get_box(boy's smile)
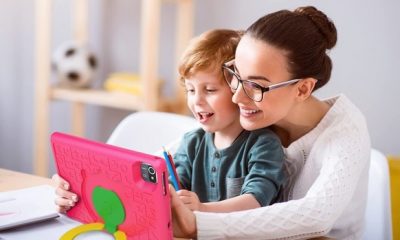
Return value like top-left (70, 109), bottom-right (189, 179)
top-left (197, 112), bottom-right (214, 123)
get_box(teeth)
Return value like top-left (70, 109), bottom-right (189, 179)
top-left (241, 109), bottom-right (259, 114)
top-left (199, 112), bottom-right (212, 117)
top-left (198, 112), bottom-right (213, 120)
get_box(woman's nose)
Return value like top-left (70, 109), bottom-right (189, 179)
top-left (232, 84), bottom-right (248, 104)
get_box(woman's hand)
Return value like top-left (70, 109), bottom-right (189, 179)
top-left (170, 185), bottom-right (197, 238)
top-left (176, 189), bottom-right (204, 211)
top-left (52, 174), bottom-right (78, 213)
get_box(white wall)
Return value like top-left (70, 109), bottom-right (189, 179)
top-left (0, 0), bottom-right (399, 175)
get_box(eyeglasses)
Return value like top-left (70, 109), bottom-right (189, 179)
top-left (222, 60), bottom-right (301, 102)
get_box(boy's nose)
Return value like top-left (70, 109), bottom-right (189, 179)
top-left (193, 92), bottom-right (205, 105)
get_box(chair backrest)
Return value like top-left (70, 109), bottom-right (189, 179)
top-left (363, 149), bottom-right (392, 240)
top-left (107, 111), bottom-right (199, 155)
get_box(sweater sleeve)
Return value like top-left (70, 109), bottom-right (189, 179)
top-left (194, 126), bottom-right (371, 239)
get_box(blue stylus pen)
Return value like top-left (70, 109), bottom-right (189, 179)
top-left (162, 147), bottom-right (180, 190)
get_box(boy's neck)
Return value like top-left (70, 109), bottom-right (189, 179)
top-left (213, 122), bottom-right (244, 149)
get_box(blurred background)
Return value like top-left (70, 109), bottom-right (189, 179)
top-left (0, 0), bottom-right (399, 175)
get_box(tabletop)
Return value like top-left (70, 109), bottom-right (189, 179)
top-left (0, 168), bottom-right (55, 191)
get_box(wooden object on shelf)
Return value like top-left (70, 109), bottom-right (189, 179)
top-left (33, 0), bottom-right (193, 176)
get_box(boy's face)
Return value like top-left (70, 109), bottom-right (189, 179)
top-left (184, 70), bottom-right (240, 134)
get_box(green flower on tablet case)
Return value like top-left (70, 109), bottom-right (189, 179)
top-left (60, 186), bottom-right (127, 240)
top-left (92, 186), bottom-right (125, 234)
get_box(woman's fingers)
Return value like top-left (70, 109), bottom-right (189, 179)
top-left (52, 174), bottom-right (69, 190)
top-left (55, 203), bottom-right (71, 213)
top-left (52, 174), bottom-right (78, 212)
top-left (55, 186), bottom-right (77, 200)
top-left (54, 193), bottom-right (76, 207)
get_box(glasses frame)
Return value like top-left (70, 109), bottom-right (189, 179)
top-left (222, 61), bottom-right (302, 102)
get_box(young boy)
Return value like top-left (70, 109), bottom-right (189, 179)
top-left (53, 29), bottom-right (285, 214)
top-left (173, 29), bottom-right (285, 212)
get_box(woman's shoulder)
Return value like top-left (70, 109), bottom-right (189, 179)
top-left (324, 94), bottom-right (367, 125)
top-left (314, 94), bottom-right (371, 160)
top-left (327, 95), bottom-right (368, 134)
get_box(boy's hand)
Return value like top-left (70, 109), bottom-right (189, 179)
top-left (169, 185), bottom-right (197, 238)
top-left (176, 189), bottom-right (204, 211)
top-left (52, 174), bottom-right (78, 213)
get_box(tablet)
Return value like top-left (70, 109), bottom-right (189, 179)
top-left (51, 132), bottom-right (172, 239)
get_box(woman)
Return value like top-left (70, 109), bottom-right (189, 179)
top-left (171, 6), bottom-right (371, 240)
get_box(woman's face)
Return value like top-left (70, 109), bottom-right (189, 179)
top-left (232, 35), bottom-right (299, 130)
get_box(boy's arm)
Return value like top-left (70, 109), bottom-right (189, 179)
top-left (172, 152), bottom-right (192, 190)
top-left (202, 193), bottom-right (260, 212)
top-left (241, 130), bottom-right (285, 207)
top-left (177, 190), bottom-right (260, 212)
top-left (172, 133), bottom-right (195, 190)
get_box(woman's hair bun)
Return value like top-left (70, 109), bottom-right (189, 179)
top-left (295, 6), bottom-right (337, 49)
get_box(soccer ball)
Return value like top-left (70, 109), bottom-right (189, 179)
top-left (52, 41), bottom-right (98, 88)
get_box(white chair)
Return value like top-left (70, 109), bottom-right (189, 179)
top-left (363, 149), bottom-right (393, 240)
top-left (107, 111), bottom-right (199, 155)
top-left (108, 115), bottom-right (393, 239)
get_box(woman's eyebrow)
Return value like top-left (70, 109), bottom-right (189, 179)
top-left (248, 75), bottom-right (271, 82)
top-left (234, 64), bottom-right (271, 82)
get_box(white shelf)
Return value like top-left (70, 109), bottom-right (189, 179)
top-left (33, 0), bottom-right (193, 176)
top-left (51, 88), bottom-right (145, 111)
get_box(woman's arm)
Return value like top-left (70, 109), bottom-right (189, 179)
top-left (193, 133), bottom-right (370, 239)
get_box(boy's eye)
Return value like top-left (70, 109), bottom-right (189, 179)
top-left (206, 89), bottom-right (216, 92)
top-left (185, 88), bottom-right (195, 94)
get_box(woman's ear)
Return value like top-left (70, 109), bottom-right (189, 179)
top-left (296, 78), bottom-right (317, 100)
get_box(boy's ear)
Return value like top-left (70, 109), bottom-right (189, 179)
top-left (296, 78), bottom-right (317, 100)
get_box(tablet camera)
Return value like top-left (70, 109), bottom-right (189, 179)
top-left (141, 163), bottom-right (157, 183)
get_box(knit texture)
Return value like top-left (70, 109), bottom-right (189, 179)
top-left (195, 94), bottom-right (371, 240)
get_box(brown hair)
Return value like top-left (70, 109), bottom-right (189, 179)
top-left (246, 6), bottom-right (337, 91)
top-left (178, 29), bottom-right (243, 82)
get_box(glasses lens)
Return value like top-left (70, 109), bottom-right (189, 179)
top-left (223, 67), bottom-right (239, 90)
top-left (242, 80), bottom-right (263, 102)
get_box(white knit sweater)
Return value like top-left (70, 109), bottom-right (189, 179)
top-left (194, 94), bottom-right (371, 240)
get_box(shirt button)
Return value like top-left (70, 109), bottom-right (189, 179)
top-left (211, 166), bottom-right (216, 172)
top-left (211, 182), bottom-right (215, 187)
top-left (214, 152), bottom-right (220, 158)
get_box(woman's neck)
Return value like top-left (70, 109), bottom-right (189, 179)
top-left (214, 121), bottom-right (244, 149)
top-left (273, 96), bottom-right (330, 147)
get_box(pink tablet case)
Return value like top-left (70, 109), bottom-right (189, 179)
top-left (51, 132), bottom-right (172, 239)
